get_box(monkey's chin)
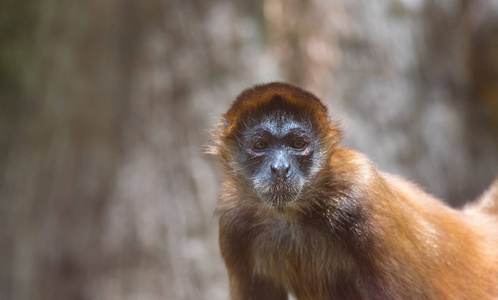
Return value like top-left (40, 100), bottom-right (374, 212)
top-left (257, 187), bottom-right (301, 208)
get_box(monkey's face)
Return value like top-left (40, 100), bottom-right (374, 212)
top-left (235, 100), bottom-right (319, 207)
top-left (215, 83), bottom-right (340, 208)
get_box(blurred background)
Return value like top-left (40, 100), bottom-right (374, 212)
top-left (1, 0), bottom-right (498, 299)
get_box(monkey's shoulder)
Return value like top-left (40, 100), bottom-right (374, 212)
top-left (328, 148), bottom-right (382, 187)
top-left (329, 148), bottom-right (449, 208)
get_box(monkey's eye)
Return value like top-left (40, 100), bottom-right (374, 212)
top-left (252, 140), bottom-right (269, 151)
top-left (291, 140), bottom-right (307, 150)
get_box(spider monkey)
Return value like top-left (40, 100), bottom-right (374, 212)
top-left (210, 82), bottom-right (498, 300)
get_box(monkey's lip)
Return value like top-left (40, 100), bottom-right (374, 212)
top-left (258, 185), bottom-right (300, 207)
top-left (267, 181), bottom-right (295, 194)
top-left (253, 178), bottom-right (303, 206)
top-left (273, 180), bottom-right (291, 190)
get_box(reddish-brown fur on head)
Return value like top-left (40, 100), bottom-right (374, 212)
top-left (212, 82), bottom-right (498, 300)
top-left (225, 82), bottom-right (328, 128)
top-left (211, 82), bottom-right (340, 159)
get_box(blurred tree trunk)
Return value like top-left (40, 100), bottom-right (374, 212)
top-left (1, 0), bottom-right (497, 300)
top-left (1, 0), bottom-right (137, 298)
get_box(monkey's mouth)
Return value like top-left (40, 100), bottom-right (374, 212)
top-left (255, 180), bottom-right (302, 207)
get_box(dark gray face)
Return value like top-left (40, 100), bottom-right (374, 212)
top-left (237, 107), bottom-right (317, 207)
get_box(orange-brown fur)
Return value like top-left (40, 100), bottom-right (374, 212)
top-left (212, 82), bottom-right (498, 299)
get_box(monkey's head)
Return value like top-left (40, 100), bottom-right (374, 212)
top-left (212, 82), bottom-right (341, 208)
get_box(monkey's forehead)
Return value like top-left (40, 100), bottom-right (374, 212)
top-left (224, 82), bottom-right (328, 131)
top-left (243, 115), bottom-right (312, 138)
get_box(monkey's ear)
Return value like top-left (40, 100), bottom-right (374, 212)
top-left (206, 118), bottom-right (227, 156)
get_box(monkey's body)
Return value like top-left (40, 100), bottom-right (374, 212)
top-left (212, 82), bottom-right (498, 300)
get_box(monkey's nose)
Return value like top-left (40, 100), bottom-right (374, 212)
top-left (271, 163), bottom-right (291, 180)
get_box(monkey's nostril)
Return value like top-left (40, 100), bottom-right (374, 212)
top-left (271, 164), bottom-right (291, 179)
